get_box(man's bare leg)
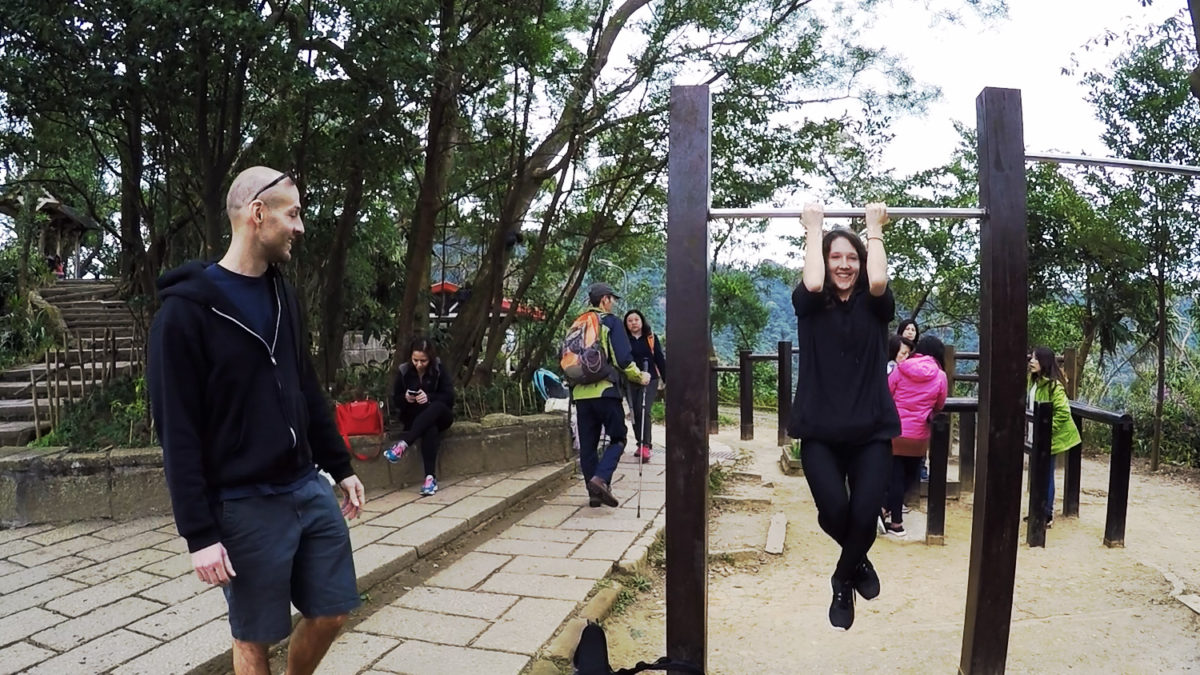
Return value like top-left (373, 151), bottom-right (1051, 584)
top-left (286, 614), bottom-right (347, 675)
top-left (233, 640), bottom-right (271, 675)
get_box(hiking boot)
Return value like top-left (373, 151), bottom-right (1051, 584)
top-left (420, 475), bottom-right (438, 496)
top-left (853, 558), bottom-right (880, 600)
top-left (829, 578), bottom-right (855, 630)
top-left (638, 444), bottom-right (652, 463)
top-left (588, 476), bottom-right (618, 507)
top-left (884, 522), bottom-right (907, 538)
top-left (383, 440), bottom-right (408, 463)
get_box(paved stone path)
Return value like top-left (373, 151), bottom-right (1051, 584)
top-left (0, 428), bottom-right (671, 674)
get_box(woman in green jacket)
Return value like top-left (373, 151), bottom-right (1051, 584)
top-left (1028, 346), bottom-right (1082, 526)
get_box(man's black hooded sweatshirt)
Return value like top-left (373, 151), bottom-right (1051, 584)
top-left (148, 261), bottom-right (353, 553)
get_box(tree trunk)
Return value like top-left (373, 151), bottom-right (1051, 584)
top-left (393, 0), bottom-right (460, 369)
top-left (317, 143), bottom-right (367, 387)
top-left (1151, 261), bottom-right (1165, 472)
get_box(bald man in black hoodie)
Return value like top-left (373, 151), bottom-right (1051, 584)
top-left (149, 166), bottom-right (364, 674)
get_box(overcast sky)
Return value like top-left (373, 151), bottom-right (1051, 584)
top-left (874, 0), bottom-right (1182, 174)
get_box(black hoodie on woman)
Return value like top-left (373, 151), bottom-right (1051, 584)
top-left (148, 261), bottom-right (353, 553)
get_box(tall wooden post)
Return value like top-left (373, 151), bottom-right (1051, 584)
top-left (1026, 402), bottom-right (1053, 548)
top-left (707, 356), bottom-right (719, 434)
top-left (927, 412), bottom-right (950, 545)
top-left (665, 83), bottom-right (710, 672)
top-left (1104, 416), bottom-right (1134, 548)
top-left (961, 87), bottom-right (1028, 675)
top-left (738, 349), bottom-right (753, 440)
top-left (777, 341), bottom-right (792, 447)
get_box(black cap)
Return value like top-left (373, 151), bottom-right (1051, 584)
top-left (587, 281), bottom-right (621, 300)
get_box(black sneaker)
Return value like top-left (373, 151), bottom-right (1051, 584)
top-left (853, 559), bottom-right (880, 600)
top-left (588, 476), bottom-right (618, 507)
top-left (829, 578), bottom-right (855, 630)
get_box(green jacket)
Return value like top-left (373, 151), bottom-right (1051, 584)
top-left (571, 306), bottom-right (642, 401)
top-left (1029, 376), bottom-right (1082, 455)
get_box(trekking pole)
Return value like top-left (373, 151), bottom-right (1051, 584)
top-left (638, 359), bottom-right (649, 519)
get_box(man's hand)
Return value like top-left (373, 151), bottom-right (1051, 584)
top-left (640, 371), bottom-right (651, 386)
top-left (802, 202), bottom-right (824, 234)
top-left (865, 202), bottom-right (889, 237)
top-left (339, 475), bottom-right (366, 519)
top-left (192, 542), bottom-right (236, 586)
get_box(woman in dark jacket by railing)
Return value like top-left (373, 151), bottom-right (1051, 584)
top-left (384, 337), bottom-right (456, 496)
top-left (624, 309), bottom-right (666, 463)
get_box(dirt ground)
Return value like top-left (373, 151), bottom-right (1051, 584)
top-left (600, 422), bottom-right (1200, 674)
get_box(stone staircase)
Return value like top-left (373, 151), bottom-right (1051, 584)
top-left (0, 280), bottom-right (140, 446)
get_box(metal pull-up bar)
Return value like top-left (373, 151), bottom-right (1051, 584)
top-left (709, 206), bottom-right (988, 220)
top-left (1026, 152), bottom-right (1200, 178)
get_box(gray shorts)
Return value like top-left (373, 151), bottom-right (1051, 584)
top-left (218, 475), bottom-right (360, 643)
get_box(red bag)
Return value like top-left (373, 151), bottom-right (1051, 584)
top-left (335, 400), bottom-right (385, 461)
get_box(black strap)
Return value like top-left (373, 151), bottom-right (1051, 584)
top-left (613, 657), bottom-right (704, 675)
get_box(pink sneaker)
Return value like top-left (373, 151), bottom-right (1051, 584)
top-left (638, 444), bottom-right (651, 463)
top-left (383, 440), bottom-right (408, 463)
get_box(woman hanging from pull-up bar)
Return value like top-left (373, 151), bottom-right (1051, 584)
top-left (788, 202), bottom-right (901, 632)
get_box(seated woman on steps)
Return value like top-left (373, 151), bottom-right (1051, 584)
top-left (385, 337), bottom-right (456, 496)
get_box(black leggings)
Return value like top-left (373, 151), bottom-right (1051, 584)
top-left (399, 401), bottom-right (454, 478)
top-left (800, 439), bottom-right (892, 582)
top-left (887, 455), bottom-right (922, 525)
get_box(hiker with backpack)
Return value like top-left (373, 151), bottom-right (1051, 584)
top-left (624, 309), bottom-right (666, 463)
top-left (788, 202), bottom-right (900, 631)
top-left (384, 336), bottom-right (456, 496)
top-left (563, 282), bottom-right (650, 508)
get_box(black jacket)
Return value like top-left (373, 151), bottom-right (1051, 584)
top-left (148, 261), bottom-right (353, 553)
top-left (390, 358), bottom-right (456, 421)
top-left (627, 332), bottom-right (666, 381)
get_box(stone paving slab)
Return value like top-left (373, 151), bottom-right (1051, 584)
top-left (478, 572), bottom-right (596, 602)
top-left (380, 516), bottom-right (468, 556)
top-left (31, 596), bottom-right (165, 651)
top-left (44, 570), bottom-right (161, 617)
top-left (356, 605), bottom-right (488, 645)
top-left (426, 551), bottom-right (512, 590)
top-left (0, 555), bottom-right (90, 595)
top-left (373, 640), bottom-right (529, 675)
top-left (0, 607), bottom-right (66, 648)
top-left (396, 587), bottom-right (520, 620)
top-left (501, 555), bottom-right (613, 579)
top-left (472, 597), bottom-right (576, 654)
top-left (477, 537), bottom-right (578, 558)
top-left (24, 628), bottom-right (159, 675)
top-left (434, 495), bottom-right (506, 527)
top-left (0, 641), bottom-right (55, 675)
top-left (111, 620), bottom-right (230, 675)
top-left (126, 587), bottom-right (227, 641)
top-left (313, 631), bottom-right (396, 675)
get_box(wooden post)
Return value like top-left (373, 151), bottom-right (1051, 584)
top-left (944, 344), bottom-right (958, 394)
top-left (961, 87), bottom-right (1028, 675)
top-left (1026, 402), bottom-right (1052, 547)
top-left (30, 368), bottom-right (41, 440)
top-left (738, 349), bottom-right (753, 441)
top-left (1062, 348), bottom-right (1078, 398)
top-left (109, 328), bottom-right (117, 381)
top-left (960, 411), bottom-right (977, 493)
top-left (1064, 414), bottom-right (1083, 518)
top-left (776, 341), bottom-right (792, 447)
top-left (665, 83), bottom-right (710, 672)
top-left (1104, 416), bottom-right (1133, 548)
top-left (927, 412), bottom-right (950, 545)
top-left (90, 329), bottom-right (98, 391)
top-left (708, 356), bottom-right (719, 434)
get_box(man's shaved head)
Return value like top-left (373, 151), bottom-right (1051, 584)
top-left (226, 166), bottom-right (295, 218)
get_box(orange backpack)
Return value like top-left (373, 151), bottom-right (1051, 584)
top-left (560, 311), bottom-right (611, 384)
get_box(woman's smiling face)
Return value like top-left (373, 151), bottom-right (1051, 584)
top-left (827, 236), bottom-right (860, 297)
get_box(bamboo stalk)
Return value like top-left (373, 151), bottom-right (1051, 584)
top-left (77, 338), bottom-right (85, 398)
top-left (30, 368), bottom-right (41, 440)
top-left (90, 329), bottom-right (98, 391)
top-left (48, 349), bottom-right (59, 426)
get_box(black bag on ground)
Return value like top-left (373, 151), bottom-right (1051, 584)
top-left (574, 621), bottom-right (704, 675)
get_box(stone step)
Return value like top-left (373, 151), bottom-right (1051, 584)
top-left (0, 377), bottom-right (124, 401)
top-left (0, 419), bottom-right (51, 446)
top-left (41, 349), bottom-right (141, 366)
top-left (63, 317), bottom-right (138, 328)
top-left (0, 398), bottom-right (52, 421)
top-left (39, 286), bottom-right (121, 303)
top-left (0, 362), bottom-right (136, 383)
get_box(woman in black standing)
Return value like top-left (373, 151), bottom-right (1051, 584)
top-left (624, 309), bottom-right (666, 463)
top-left (788, 202), bottom-right (900, 631)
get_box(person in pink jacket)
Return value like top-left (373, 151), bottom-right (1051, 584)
top-left (882, 335), bottom-right (948, 536)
